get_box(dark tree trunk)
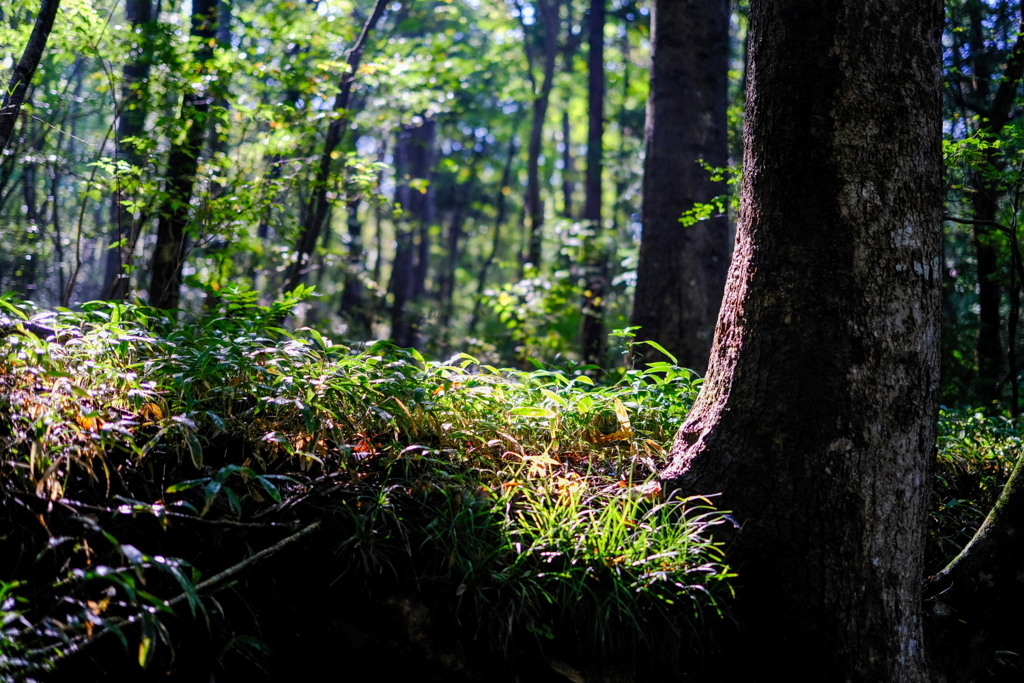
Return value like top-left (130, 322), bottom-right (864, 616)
top-left (283, 0), bottom-right (388, 293)
top-left (660, 0), bottom-right (943, 680)
top-left (583, 0), bottom-right (603, 224)
top-left (469, 134), bottom-right (518, 334)
top-left (104, 0), bottom-right (154, 300)
top-left (579, 0), bottom-right (606, 369)
top-left (560, 110), bottom-right (574, 218)
top-left (0, 0), bottom-right (60, 158)
top-left (437, 159), bottom-right (478, 338)
top-left (629, 0), bottom-right (730, 373)
top-left (147, 0), bottom-right (217, 311)
top-left (388, 119), bottom-right (436, 349)
top-left (524, 0), bottom-right (560, 268)
top-left (339, 200), bottom-right (371, 335)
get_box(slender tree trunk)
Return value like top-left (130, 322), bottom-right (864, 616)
top-left (284, 0), bottom-right (388, 293)
top-left (579, 0), bottom-right (606, 369)
top-left (560, 110), bottom-right (574, 218)
top-left (104, 0), bottom-right (154, 300)
top-left (583, 0), bottom-right (603, 224)
top-left (469, 134), bottom-right (518, 334)
top-left (0, 0), bottom-right (60, 158)
top-left (147, 0), bottom-right (217, 311)
top-left (524, 0), bottom-right (560, 268)
top-left (437, 159), bottom-right (478, 337)
top-left (660, 0), bottom-right (943, 679)
top-left (339, 199), bottom-right (371, 335)
top-left (388, 119), bottom-right (435, 349)
top-left (629, 0), bottom-right (730, 373)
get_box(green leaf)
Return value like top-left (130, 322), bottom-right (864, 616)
top-left (509, 406), bottom-right (556, 418)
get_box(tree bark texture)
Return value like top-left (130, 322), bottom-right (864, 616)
top-left (389, 119), bottom-right (435, 349)
top-left (660, 1), bottom-right (943, 680)
top-left (630, 0), bottom-right (730, 374)
top-left (147, 0), bottom-right (217, 311)
top-left (0, 0), bottom-right (60, 158)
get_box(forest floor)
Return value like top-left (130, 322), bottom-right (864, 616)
top-left (0, 295), bottom-right (1017, 681)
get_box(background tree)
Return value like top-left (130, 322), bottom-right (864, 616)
top-left (630, 0), bottom-right (731, 373)
top-left (147, 0), bottom-right (219, 310)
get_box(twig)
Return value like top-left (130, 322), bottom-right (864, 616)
top-left (165, 521), bottom-right (321, 607)
top-left (55, 497), bottom-right (299, 529)
top-left (23, 522), bottom-right (321, 660)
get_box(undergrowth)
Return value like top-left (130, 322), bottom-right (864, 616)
top-left (0, 290), bottom-right (732, 679)
top-left (3, 288), bottom-right (1020, 679)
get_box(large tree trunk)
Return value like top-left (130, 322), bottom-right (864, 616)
top-left (629, 0), bottom-right (730, 373)
top-left (104, 0), bottom-right (154, 300)
top-left (660, 0), bottom-right (943, 679)
top-left (0, 0), bottom-right (60, 158)
top-left (147, 0), bottom-right (218, 310)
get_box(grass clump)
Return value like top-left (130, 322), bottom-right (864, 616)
top-left (0, 291), bottom-right (734, 678)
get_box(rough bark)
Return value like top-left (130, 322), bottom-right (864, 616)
top-left (147, 0), bottom-right (217, 311)
top-left (630, 0), bottom-right (730, 373)
top-left (284, 0), bottom-right (388, 293)
top-left (524, 0), bottom-right (560, 268)
top-left (660, 0), bottom-right (943, 680)
top-left (104, 0), bottom-right (154, 300)
top-left (0, 0), bottom-right (60, 158)
top-left (389, 119), bottom-right (436, 349)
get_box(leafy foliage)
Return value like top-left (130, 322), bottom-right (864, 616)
top-left (0, 294), bottom-right (732, 676)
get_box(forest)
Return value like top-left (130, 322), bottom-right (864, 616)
top-left (3, 0), bottom-right (1024, 680)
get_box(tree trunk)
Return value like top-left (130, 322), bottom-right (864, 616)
top-left (388, 119), bottom-right (435, 349)
top-left (629, 0), bottom-right (730, 373)
top-left (0, 0), bottom-right (60, 158)
top-left (283, 0), bottom-right (388, 293)
top-left (104, 0), bottom-right (154, 300)
top-left (579, 0), bottom-right (605, 369)
top-left (660, 0), bottom-right (943, 679)
top-left (524, 0), bottom-right (560, 268)
top-left (437, 159), bottom-right (478, 338)
top-left (339, 200), bottom-right (371, 335)
top-left (469, 134), bottom-right (518, 334)
top-left (560, 110), bottom-right (574, 218)
top-left (147, 0), bottom-right (217, 311)
top-left (583, 0), bottom-right (603, 224)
